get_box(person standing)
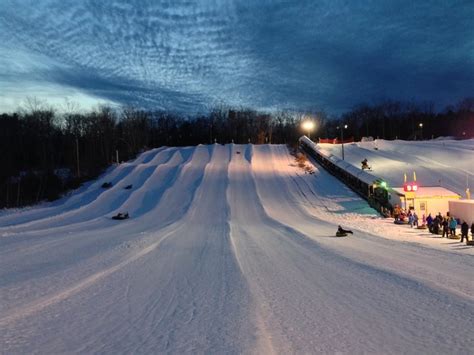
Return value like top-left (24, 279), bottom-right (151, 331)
top-left (442, 218), bottom-right (449, 238)
top-left (449, 217), bottom-right (457, 237)
top-left (408, 212), bottom-right (414, 228)
top-left (460, 221), bottom-right (469, 243)
top-left (426, 213), bottom-right (433, 227)
top-left (393, 205), bottom-right (400, 221)
top-left (432, 218), bottom-right (440, 234)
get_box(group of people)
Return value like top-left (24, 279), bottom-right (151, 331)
top-left (392, 205), bottom-right (473, 243)
top-left (393, 205), bottom-right (420, 227)
top-left (425, 213), bottom-right (473, 243)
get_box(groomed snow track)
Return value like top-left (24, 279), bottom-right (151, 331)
top-left (0, 144), bottom-right (473, 354)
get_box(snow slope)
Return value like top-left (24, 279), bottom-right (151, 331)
top-left (0, 143), bottom-right (473, 354)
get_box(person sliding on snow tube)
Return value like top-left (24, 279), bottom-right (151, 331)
top-left (112, 212), bottom-right (129, 220)
top-left (361, 158), bottom-right (370, 170)
top-left (336, 225), bottom-right (353, 237)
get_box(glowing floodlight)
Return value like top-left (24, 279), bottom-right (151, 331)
top-left (302, 120), bottom-right (315, 139)
top-left (302, 120), bottom-right (315, 131)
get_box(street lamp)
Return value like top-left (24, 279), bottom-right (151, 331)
top-left (336, 124), bottom-right (348, 160)
top-left (302, 120), bottom-right (315, 139)
top-left (419, 123), bottom-right (423, 140)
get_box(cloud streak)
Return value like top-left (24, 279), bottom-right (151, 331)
top-left (1, 0), bottom-right (473, 113)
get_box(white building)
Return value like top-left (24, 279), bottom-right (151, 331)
top-left (389, 186), bottom-right (460, 217)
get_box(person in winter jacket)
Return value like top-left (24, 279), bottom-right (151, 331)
top-left (413, 212), bottom-right (419, 227)
top-left (449, 217), bottom-right (457, 236)
top-left (408, 212), bottom-right (414, 228)
top-left (471, 223), bottom-right (474, 237)
top-left (442, 218), bottom-right (449, 238)
top-left (361, 159), bottom-right (369, 170)
top-left (426, 213), bottom-right (433, 227)
top-left (431, 218), bottom-right (440, 234)
top-left (393, 205), bottom-right (400, 221)
top-left (460, 221), bottom-right (469, 243)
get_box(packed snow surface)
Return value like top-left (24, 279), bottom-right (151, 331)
top-left (0, 143), bottom-right (473, 354)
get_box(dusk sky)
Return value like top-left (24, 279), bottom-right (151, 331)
top-left (1, 0), bottom-right (473, 114)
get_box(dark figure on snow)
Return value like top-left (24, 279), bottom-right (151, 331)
top-left (112, 212), bottom-right (129, 220)
top-left (426, 213), bottom-right (433, 227)
top-left (442, 218), bottom-right (449, 238)
top-left (460, 221), bottom-right (469, 243)
top-left (471, 223), bottom-right (474, 237)
top-left (338, 225), bottom-right (353, 235)
top-left (431, 218), bottom-right (440, 234)
top-left (361, 159), bottom-right (369, 170)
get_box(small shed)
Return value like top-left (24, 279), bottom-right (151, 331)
top-left (389, 186), bottom-right (460, 217)
top-left (448, 200), bottom-right (474, 224)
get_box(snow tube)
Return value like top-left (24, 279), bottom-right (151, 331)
top-left (417, 225), bottom-right (427, 229)
top-left (112, 213), bottom-right (129, 220)
top-left (466, 240), bottom-right (474, 246)
top-left (447, 235), bottom-right (460, 240)
top-left (335, 232), bottom-right (348, 237)
top-left (394, 220), bottom-right (407, 225)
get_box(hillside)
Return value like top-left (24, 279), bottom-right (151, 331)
top-left (0, 144), bottom-right (473, 353)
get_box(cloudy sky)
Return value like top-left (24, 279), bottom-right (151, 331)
top-left (0, 0), bottom-right (473, 114)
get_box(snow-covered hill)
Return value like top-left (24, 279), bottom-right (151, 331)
top-left (0, 144), bottom-right (473, 353)
top-left (318, 138), bottom-right (474, 196)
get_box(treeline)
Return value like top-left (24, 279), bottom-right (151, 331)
top-left (0, 102), bottom-right (300, 208)
top-left (325, 98), bottom-right (474, 141)
top-left (0, 97), bottom-right (472, 208)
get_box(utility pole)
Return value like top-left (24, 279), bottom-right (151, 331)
top-left (341, 126), bottom-right (345, 160)
top-left (337, 124), bottom-right (348, 160)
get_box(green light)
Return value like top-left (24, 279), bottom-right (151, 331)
top-left (380, 181), bottom-right (387, 189)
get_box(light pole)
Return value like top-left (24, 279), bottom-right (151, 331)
top-left (337, 124), bottom-right (348, 160)
top-left (419, 123), bottom-right (423, 140)
top-left (302, 120), bottom-right (315, 140)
